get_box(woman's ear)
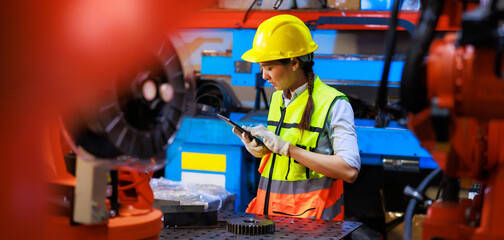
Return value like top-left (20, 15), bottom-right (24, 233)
top-left (291, 58), bottom-right (300, 72)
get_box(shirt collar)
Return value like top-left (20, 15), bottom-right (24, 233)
top-left (282, 82), bottom-right (308, 106)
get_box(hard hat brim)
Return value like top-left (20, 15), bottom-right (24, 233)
top-left (241, 49), bottom-right (261, 63)
top-left (241, 46), bottom-right (318, 63)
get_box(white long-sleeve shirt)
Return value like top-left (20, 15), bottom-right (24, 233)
top-left (282, 82), bottom-right (361, 171)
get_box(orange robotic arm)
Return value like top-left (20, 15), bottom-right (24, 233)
top-left (401, 0), bottom-right (504, 239)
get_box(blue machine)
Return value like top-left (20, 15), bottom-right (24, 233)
top-left (164, 113), bottom-right (259, 212)
top-left (201, 29), bottom-right (405, 87)
top-left (165, 27), bottom-right (437, 212)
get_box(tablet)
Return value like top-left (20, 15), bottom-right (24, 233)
top-left (217, 114), bottom-right (265, 146)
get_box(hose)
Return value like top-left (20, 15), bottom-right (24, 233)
top-left (400, 0), bottom-right (445, 113)
top-left (404, 168), bottom-right (442, 240)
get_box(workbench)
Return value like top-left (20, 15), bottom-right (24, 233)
top-left (160, 210), bottom-right (361, 239)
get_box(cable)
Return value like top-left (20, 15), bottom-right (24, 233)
top-left (243, 0), bottom-right (259, 24)
top-left (404, 168), bottom-right (442, 240)
top-left (376, 0), bottom-right (403, 110)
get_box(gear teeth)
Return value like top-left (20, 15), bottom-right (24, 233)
top-left (226, 217), bottom-right (275, 235)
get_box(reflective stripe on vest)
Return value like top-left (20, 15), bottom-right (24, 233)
top-left (250, 176), bottom-right (345, 220)
top-left (257, 175), bottom-right (333, 193)
top-left (246, 76), bottom-right (348, 221)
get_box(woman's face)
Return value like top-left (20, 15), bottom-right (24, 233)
top-left (259, 60), bottom-right (296, 91)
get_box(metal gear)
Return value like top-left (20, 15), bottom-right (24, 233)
top-left (226, 217), bottom-right (275, 235)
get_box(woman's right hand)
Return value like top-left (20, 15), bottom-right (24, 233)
top-left (233, 126), bottom-right (270, 158)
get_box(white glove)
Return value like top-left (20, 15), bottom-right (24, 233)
top-left (233, 126), bottom-right (270, 158)
top-left (249, 125), bottom-right (290, 156)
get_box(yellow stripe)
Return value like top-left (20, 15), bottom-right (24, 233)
top-left (181, 152), bottom-right (226, 172)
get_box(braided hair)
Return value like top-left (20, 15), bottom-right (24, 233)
top-left (274, 55), bottom-right (315, 132)
top-left (298, 59), bottom-right (315, 132)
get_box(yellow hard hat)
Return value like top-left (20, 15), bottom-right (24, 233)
top-left (241, 14), bottom-right (318, 63)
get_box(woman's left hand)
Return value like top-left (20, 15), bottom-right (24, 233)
top-left (249, 125), bottom-right (290, 156)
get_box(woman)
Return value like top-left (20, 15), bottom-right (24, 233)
top-left (233, 14), bottom-right (360, 221)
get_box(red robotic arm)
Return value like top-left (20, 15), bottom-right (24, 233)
top-left (402, 0), bottom-right (504, 239)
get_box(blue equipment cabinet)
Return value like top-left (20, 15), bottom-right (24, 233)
top-left (165, 113), bottom-right (260, 212)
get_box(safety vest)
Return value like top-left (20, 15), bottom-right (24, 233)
top-left (246, 76), bottom-right (348, 221)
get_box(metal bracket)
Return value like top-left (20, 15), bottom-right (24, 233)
top-left (235, 61), bottom-right (252, 73)
top-left (404, 185), bottom-right (423, 201)
top-left (382, 156), bottom-right (420, 172)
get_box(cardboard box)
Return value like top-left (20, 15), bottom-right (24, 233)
top-left (327, 0), bottom-right (360, 10)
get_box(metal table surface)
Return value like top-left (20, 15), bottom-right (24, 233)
top-left (159, 210), bottom-right (361, 240)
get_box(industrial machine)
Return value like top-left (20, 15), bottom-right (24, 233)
top-left (46, 38), bottom-right (195, 239)
top-left (400, 0), bottom-right (504, 239)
